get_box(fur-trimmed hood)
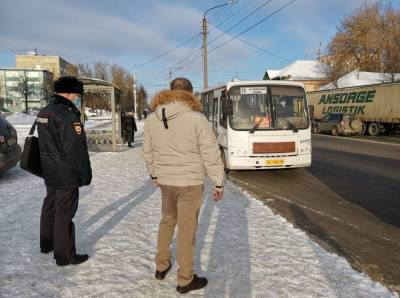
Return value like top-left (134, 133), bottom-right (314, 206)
top-left (150, 90), bottom-right (202, 113)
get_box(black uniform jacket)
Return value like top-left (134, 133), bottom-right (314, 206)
top-left (36, 95), bottom-right (92, 189)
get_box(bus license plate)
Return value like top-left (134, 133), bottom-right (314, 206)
top-left (265, 159), bottom-right (284, 166)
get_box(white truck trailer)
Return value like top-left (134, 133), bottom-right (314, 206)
top-left (307, 82), bottom-right (400, 136)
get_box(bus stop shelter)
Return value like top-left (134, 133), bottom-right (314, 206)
top-left (80, 77), bottom-right (121, 152)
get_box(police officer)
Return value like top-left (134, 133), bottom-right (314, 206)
top-left (36, 76), bottom-right (92, 266)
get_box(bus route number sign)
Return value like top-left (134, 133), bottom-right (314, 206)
top-left (240, 87), bottom-right (267, 95)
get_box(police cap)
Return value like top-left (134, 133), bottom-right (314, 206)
top-left (54, 76), bottom-right (83, 94)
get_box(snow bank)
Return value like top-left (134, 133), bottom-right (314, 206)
top-left (0, 128), bottom-right (397, 297)
top-left (268, 60), bottom-right (327, 80)
top-left (320, 71), bottom-right (400, 90)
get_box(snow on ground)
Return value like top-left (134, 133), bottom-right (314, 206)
top-left (6, 113), bottom-right (115, 147)
top-left (0, 127), bottom-right (397, 298)
top-left (5, 112), bottom-right (36, 126)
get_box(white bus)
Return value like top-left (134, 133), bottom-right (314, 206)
top-left (199, 80), bottom-right (312, 170)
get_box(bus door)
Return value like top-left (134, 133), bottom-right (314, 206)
top-left (212, 97), bottom-right (218, 133)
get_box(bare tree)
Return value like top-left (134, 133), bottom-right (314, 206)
top-left (325, 2), bottom-right (400, 83)
top-left (93, 62), bottom-right (109, 81)
top-left (76, 61), bottom-right (149, 115)
top-left (382, 4), bottom-right (400, 81)
top-left (14, 71), bottom-right (35, 113)
top-left (41, 73), bottom-right (54, 106)
top-left (77, 63), bottom-right (93, 78)
top-left (321, 53), bottom-right (351, 87)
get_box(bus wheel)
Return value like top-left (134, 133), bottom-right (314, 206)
top-left (368, 122), bottom-right (380, 136)
top-left (220, 148), bottom-right (230, 174)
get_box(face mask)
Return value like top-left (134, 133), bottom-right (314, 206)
top-left (72, 96), bottom-right (81, 108)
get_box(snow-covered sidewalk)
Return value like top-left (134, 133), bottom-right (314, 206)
top-left (0, 130), bottom-right (397, 297)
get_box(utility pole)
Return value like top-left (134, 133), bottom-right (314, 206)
top-left (168, 69), bottom-right (172, 84)
top-left (202, 17), bottom-right (208, 90)
top-left (202, 1), bottom-right (238, 90)
top-left (133, 72), bottom-right (137, 119)
top-left (316, 41), bottom-right (322, 60)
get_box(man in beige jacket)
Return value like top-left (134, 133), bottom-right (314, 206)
top-left (143, 77), bottom-right (225, 294)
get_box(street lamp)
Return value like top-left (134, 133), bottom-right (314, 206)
top-left (202, 1), bottom-right (238, 89)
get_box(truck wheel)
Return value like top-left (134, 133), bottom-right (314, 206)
top-left (313, 125), bottom-right (319, 134)
top-left (361, 123), bottom-right (368, 135)
top-left (331, 126), bottom-right (338, 136)
top-left (368, 122), bottom-right (380, 136)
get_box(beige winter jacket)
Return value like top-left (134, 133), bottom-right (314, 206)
top-left (143, 90), bottom-right (225, 187)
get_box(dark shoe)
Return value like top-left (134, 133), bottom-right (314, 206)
top-left (176, 275), bottom-right (208, 294)
top-left (40, 239), bottom-right (53, 254)
top-left (155, 263), bottom-right (172, 280)
top-left (40, 247), bottom-right (53, 254)
top-left (56, 254), bottom-right (89, 266)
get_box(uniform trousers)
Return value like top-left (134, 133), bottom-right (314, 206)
top-left (40, 187), bottom-right (79, 260)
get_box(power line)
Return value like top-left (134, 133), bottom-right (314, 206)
top-left (133, 33), bottom-right (201, 70)
top-left (0, 49), bottom-right (35, 53)
top-left (139, 38), bottom-right (201, 84)
top-left (141, 39), bottom-right (201, 83)
top-left (140, 37), bottom-right (202, 86)
top-left (209, 0), bottom-right (298, 53)
top-left (238, 38), bottom-right (292, 63)
top-left (210, 0), bottom-right (257, 32)
top-left (208, 0), bottom-right (273, 46)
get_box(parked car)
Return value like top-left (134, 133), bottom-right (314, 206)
top-left (27, 107), bottom-right (41, 115)
top-left (0, 107), bottom-right (12, 117)
top-left (0, 116), bottom-right (22, 174)
top-left (312, 112), bottom-right (363, 136)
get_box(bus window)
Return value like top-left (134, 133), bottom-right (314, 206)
top-left (271, 86), bottom-right (310, 130)
top-left (228, 86), bottom-right (271, 130)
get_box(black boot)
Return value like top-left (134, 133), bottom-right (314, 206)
top-left (176, 275), bottom-right (208, 294)
top-left (40, 239), bottom-right (53, 254)
top-left (56, 254), bottom-right (89, 266)
top-left (41, 247), bottom-right (53, 254)
top-left (155, 263), bottom-right (172, 280)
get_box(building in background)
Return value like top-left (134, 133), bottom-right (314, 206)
top-left (0, 68), bottom-right (53, 112)
top-left (264, 60), bottom-right (329, 92)
top-left (16, 53), bottom-right (78, 80)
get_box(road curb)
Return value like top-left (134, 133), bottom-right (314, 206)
top-left (313, 134), bottom-right (400, 147)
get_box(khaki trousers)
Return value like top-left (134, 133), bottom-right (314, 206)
top-left (156, 184), bottom-right (203, 286)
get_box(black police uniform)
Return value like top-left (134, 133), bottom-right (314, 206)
top-left (36, 94), bottom-right (92, 262)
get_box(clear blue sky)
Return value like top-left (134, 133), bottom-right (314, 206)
top-left (0, 0), bottom-right (398, 97)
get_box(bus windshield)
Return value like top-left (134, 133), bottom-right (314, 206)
top-left (228, 85), bottom-right (309, 131)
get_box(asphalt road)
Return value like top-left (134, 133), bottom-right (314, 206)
top-left (229, 134), bottom-right (400, 293)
